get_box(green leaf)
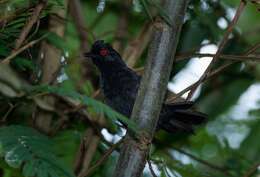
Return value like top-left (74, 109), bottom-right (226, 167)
top-left (46, 32), bottom-right (68, 52)
top-left (0, 125), bottom-right (75, 177)
top-left (199, 79), bottom-right (252, 118)
top-left (240, 119), bottom-right (260, 161)
top-left (133, 0), bottom-right (142, 12)
top-left (149, 0), bottom-right (173, 26)
top-left (29, 85), bottom-right (138, 132)
top-left (11, 57), bottom-right (36, 71)
top-left (139, 0), bottom-right (173, 26)
top-left (82, 80), bottom-right (95, 96)
top-left (140, 0), bottom-right (153, 21)
top-left (22, 160), bottom-right (35, 177)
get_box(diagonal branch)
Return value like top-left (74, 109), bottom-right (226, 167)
top-left (148, 159), bottom-right (158, 177)
top-left (123, 22), bottom-right (153, 68)
top-left (68, 0), bottom-right (89, 53)
top-left (1, 35), bottom-right (47, 64)
top-left (243, 162), bottom-right (260, 177)
top-left (167, 43), bottom-right (260, 103)
top-left (79, 138), bottom-right (124, 177)
top-left (167, 62), bottom-right (234, 102)
top-left (186, 0), bottom-right (247, 100)
top-left (14, 0), bottom-right (47, 50)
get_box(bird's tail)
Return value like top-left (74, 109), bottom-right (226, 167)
top-left (158, 101), bottom-right (207, 133)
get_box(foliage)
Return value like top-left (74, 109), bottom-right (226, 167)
top-left (29, 85), bottom-right (137, 131)
top-left (0, 125), bottom-right (75, 177)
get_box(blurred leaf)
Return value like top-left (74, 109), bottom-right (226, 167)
top-left (29, 85), bottom-right (137, 132)
top-left (0, 64), bottom-right (24, 91)
top-left (11, 57), bottom-right (35, 71)
top-left (46, 32), bottom-right (68, 52)
top-left (82, 80), bottom-right (95, 96)
top-left (177, 21), bottom-right (207, 52)
top-left (0, 82), bottom-right (19, 97)
top-left (0, 125), bottom-right (75, 177)
top-left (33, 97), bottom-right (55, 112)
top-left (133, 0), bottom-right (142, 12)
top-left (52, 130), bottom-right (81, 167)
top-left (240, 119), bottom-right (260, 161)
top-left (199, 79), bottom-right (252, 118)
top-left (149, 0), bottom-right (172, 26)
top-left (139, 0), bottom-right (153, 21)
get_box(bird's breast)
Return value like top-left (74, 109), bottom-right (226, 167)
top-left (101, 78), bottom-right (137, 117)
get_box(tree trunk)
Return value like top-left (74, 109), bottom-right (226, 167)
top-left (112, 0), bottom-right (190, 177)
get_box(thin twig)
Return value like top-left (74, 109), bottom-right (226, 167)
top-left (69, 0), bottom-right (98, 89)
top-left (1, 103), bottom-right (17, 122)
top-left (49, 113), bottom-right (69, 136)
top-left (148, 159), bottom-right (158, 177)
top-left (245, 43), bottom-right (260, 54)
top-left (171, 147), bottom-right (231, 176)
top-left (112, 0), bottom-right (131, 53)
top-left (69, 2), bottom-right (103, 175)
top-left (69, 0), bottom-right (89, 52)
top-left (186, 0), bottom-right (247, 100)
top-left (243, 162), bottom-right (260, 177)
top-left (79, 138), bottom-right (124, 177)
top-left (75, 129), bottom-right (100, 177)
top-left (14, 1), bottom-right (47, 50)
top-left (123, 22), bottom-right (153, 68)
top-left (0, 4), bottom-right (35, 27)
top-left (167, 1), bottom-right (258, 102)
top-left (1, 34), bottom-right (48, 64)
top-left (169, 43), bottom-right (260, 101)
top-left (27, 20), bottom-right (40, 41)
top-left (52, 13), bottom-right (96, 41)
top-left (176, 53), bottom-right (260, 62)
top-left (167, 62), bottom-right (234, 102)
top-left (74, 139), bottom-right (86, 174)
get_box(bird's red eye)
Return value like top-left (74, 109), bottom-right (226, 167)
top-left (99, 48), bottom-right (109, 56)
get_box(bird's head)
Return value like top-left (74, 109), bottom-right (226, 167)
top-left (85, 40), bottom-right (126, 71)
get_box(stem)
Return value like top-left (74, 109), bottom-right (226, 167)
top-left (112, 1), bottom-right (190, 177)
top-left (186, 0), bottom-right (247, 100)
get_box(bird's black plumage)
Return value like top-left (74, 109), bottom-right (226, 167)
top-left (85, 40), bottom-right (207, 133)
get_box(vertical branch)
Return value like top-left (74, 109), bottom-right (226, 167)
top-left (112, 0), bottom-right (131, 53)
top-left (40, 5), bottom-right (67, 84)
top-left (69, 0), bottom-right (103, 174)
top-left (69, 0), bottom-right (97, 88)
top-left (74, 128), bottom-right (100, 176)
top-left (68, 0), bottom-right (88, 53)
top-left (123, 22), bottom-right (153, 68)
top-left (34, 0), bottom-right (68, 133)
top-left (78, 137), bottom-right (124, 177)
top-left (112, 1), bottom-right (190, 177)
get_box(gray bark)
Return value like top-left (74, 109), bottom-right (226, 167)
top-left (112, 0), bottom-right (190, 177)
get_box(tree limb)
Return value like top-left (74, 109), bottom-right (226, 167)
top-left (14, 0), bottom-right (47, 50)
top-left (112, 1), bottom-right (190, 177)
top-left (243, 162), bottom-right (260, 177)
top-left (186, 0), bottom-right (247, 100)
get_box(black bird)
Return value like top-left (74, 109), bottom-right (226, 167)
top-left (85, 40), bottom-right (207, 133)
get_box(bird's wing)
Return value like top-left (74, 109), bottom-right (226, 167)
top-left (164, 101), bottom-right (194, 110)
top-left (158, 102), bottom-right (207, 133)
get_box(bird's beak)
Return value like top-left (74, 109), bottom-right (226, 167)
top-left (84, 52), bottom-right (97, 58)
